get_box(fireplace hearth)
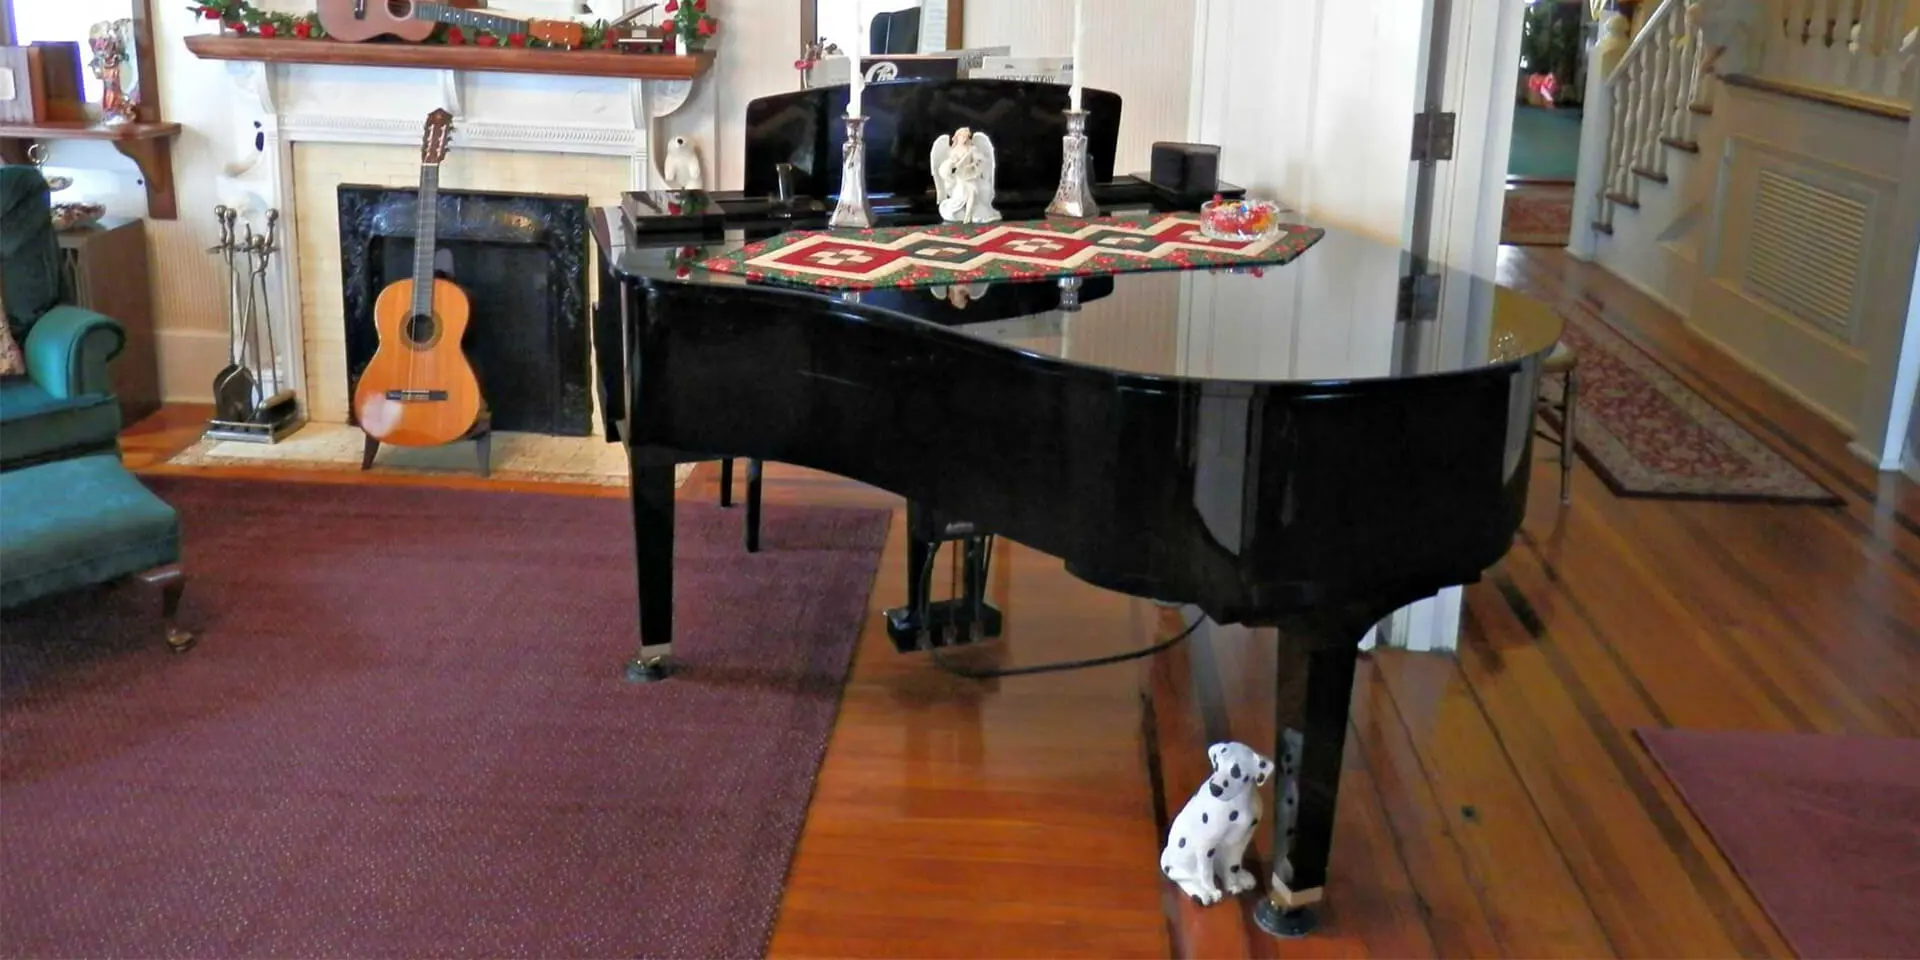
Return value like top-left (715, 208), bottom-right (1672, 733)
top-left (338, 185), bottom-right (592, 437)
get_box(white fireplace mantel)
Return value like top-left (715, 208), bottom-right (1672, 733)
top-left (212, 58), bottom-right (710, 422)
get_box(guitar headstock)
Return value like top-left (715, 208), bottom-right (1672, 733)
top-left (420, 109), bottom-right (455, 166)
top-left (528, 19), bottom-right (586, 48)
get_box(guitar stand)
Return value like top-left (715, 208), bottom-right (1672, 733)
top-left (360, 409), bottom-right (493, 478)
top-left (884, 500), bottom-right (1003, 653)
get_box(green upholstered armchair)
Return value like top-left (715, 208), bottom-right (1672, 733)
top-left (0, 165), bottom-right (126, 472)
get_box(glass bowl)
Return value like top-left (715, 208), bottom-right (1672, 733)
top-left (51, 202), bottom-right (106, 232)
top-left (1199, 198), bottom-right (1283, 242)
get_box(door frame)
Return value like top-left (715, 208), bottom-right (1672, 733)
top-left (1183, 0), bottom-right (1526, 653)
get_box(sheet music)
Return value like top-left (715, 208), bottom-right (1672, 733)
top-left (918, 0), bottom-right (948, 53)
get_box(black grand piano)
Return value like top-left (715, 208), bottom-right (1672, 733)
top-left (590, 79), bottom-right (1563, 939)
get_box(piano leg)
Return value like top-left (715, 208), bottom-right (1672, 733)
top-left (624, 455), bottom-right (677, 683)
top-left (1252, 604), bottom-right (1380, 939)
top-left (745, 459), bottom-right (764, 554)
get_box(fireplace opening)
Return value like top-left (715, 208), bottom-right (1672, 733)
top-left (338, 185), bottom-right (593, 437)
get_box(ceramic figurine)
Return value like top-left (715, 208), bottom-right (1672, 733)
top-left (662, 136), bottom-right (705, 191)
top-left (87, 19), bottom-right (137, 125)
top-left (1160, 741), bottom-right (1274, 906)
top-left (930, 128), bottom-right (1001, 225)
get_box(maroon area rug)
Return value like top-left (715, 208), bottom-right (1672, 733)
top-left (0, 477), bottom-right (890, 959)
top-left (1541, 305), bottom-right (1842, 503)
top-left (1638, 729), bottom-right (1920, 959)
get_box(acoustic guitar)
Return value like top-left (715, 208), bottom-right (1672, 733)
top-left (352, 109), bottom-right (484, 449)
top-left (317, 0), bottom-right (586, 47)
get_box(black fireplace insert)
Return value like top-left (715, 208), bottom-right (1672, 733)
top-left (337, 184), bottom-right (593, 437)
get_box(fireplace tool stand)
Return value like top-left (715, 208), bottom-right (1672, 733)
top-left (206, 205), bottom-right (301, 443)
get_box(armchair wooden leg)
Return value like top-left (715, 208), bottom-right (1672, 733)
top-left (719, 459), bottom-right (735, 507)
top-left (138, 564), bottom-right (196, 653)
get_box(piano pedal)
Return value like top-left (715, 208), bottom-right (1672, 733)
top-left (884, 599), bottom-right (1004, 654)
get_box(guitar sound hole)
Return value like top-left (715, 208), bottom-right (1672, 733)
top-left (406, 312), bottom-right (440, 348)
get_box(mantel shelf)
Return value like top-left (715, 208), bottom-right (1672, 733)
top-left (0, 122), bottom-right (183, 220)
top-left (183, 35), bottom-right (712, 81)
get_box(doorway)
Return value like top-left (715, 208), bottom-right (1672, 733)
top-left (1502, 0), bottom-right (1610, 246)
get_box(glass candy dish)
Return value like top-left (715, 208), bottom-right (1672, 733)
top-left (1200, 197), bottom-right (1282, 242)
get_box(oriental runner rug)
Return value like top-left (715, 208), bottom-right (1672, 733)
top-left (700, 215), bottom-right (1325, 290)
top-left (1541, 303), bottom-right (1841, 504)
top-left (1502, 184), bottom-right (1575, 246)
top-left (0, 477), bottom-right (891, 958)
top-left (1637, 728), bottom-right (1920, 960)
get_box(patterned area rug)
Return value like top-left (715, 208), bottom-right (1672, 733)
top-left (1503, 185), bottom-right (1574, 246)
top-left (701, 215), bottom-right (1325, 290)
top-left (1543, 306), bottom-right (1841, 503)
top-left (159, 421), bottom-right (694, 488)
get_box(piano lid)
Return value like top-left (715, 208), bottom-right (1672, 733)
top-left (599, 219), bottom-right (1565, 385)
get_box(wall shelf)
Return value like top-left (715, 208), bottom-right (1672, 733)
top-left (0, 122), bottom-right (184, 220)
top-left (183, 35), bottom-right (713, 81)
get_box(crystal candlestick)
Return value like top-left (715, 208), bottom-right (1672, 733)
top-left (1046, 109), bottom-right (1100, 220)
top-left (830, 115), bottom-right (874, 230)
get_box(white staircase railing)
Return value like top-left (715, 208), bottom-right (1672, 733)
top-left (1764, 0), bottom-right (1920, 104)
top-left (1595, 0), bottom-right (1715, 232)
top-left (1589, 0), bottom-right (1918, 235)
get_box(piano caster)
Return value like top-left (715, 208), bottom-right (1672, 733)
top-left (623, 653), bottom-right (675, 683)
top-left (1253, 900), bottom-right (1318, 939)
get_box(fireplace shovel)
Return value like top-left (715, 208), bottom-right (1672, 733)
top-left (210, 207), bottom-right (256, 423)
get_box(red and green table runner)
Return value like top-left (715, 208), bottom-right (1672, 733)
top-left (699, 214), bottom-right (1326, 291)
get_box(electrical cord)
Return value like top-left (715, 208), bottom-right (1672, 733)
top-left (931, 608), bottom-right (1209, 680)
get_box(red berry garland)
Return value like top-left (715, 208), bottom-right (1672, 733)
top-left (185, 1), bottom-right (714, 51)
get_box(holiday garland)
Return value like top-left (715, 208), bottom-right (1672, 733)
top-left (187, 1), bottom-right (718, 50)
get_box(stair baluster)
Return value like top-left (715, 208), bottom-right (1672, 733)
top-left (1593, 0), bottom-right (1717, 232)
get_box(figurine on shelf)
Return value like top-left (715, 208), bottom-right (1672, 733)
top-left (661, 136), bottom-right (705, 190)
top-left (88, 19), bottom-right (139, 125)
top-left (930, 128), bottom-right (1001, 225)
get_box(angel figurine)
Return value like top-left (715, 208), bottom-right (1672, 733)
top-left (931, 128), bottom-right (1002, 225)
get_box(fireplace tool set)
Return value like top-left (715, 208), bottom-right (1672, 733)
top-left (206, 205), bottom-right (300, 443)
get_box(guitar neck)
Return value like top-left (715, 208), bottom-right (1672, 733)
top-left (411, 164), bottom-right (441, 318)
top-left (413, 2), bottom-right (539, 37)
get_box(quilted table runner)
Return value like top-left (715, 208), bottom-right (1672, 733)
top-left (699, 215), bottom-right (1326, 291)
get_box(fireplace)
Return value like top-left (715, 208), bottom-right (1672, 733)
top-left (337, 186), bottom-right (593, 437)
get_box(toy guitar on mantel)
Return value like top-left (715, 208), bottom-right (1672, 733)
top-left (352, 109), bottom-right (485, 449)
top-left (317, 0), bottom-right (586, 46)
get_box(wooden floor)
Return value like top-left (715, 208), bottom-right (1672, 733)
top-left (116, 245), bottom-right (1920, 958)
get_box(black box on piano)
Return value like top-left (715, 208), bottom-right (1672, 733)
top-left (1149, 142), bottom-right (1221, 197)
top-left (621, 191), bottom-right (726, 235)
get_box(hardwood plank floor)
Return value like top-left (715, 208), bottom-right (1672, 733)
top-left (112, 243), bottom-right (1920, 957)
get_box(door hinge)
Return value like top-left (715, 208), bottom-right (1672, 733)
top-left (1411, 111), bottom-right (1457, 163)
top-left (1397, 272), bottom-right (1441, 321)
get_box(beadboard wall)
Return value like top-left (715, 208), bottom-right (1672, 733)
top-left (36, 0), bottom-right (1193, 405)
top-left (962, 0), bottom-right (1194, 179)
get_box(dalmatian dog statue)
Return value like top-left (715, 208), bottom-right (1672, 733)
top-left (1160, 742), bottom-right (1275, 905)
